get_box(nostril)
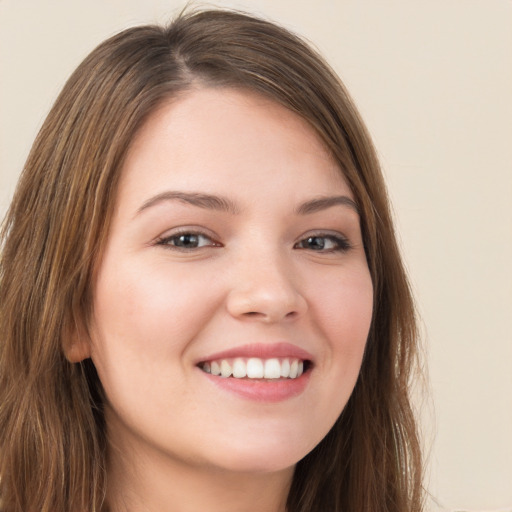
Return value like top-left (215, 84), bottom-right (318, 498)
top-left (241, 310), bottom-right (300, 321)
top-left (227, 289), bottom-right (307, 322)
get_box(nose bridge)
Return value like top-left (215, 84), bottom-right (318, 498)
top-left (226, 238), bottom-right (307, 322)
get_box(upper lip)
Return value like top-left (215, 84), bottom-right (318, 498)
top-left (197, 342), bottom-right (314, 364)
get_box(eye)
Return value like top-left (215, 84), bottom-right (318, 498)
top-left (295, 234), bottom-right (351, 253)
top-left (156, 231), bottom-right (219, 250)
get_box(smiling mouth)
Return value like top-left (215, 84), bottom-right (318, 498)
top-left (198, 357), bottom-right (312, 380)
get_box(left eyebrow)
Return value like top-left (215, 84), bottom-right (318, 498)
top-left (295, 195), bottom-right (359, 215)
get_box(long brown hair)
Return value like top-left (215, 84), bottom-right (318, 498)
top-left (0, 9), bottom-right (423, 511)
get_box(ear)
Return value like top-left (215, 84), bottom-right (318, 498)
top-left (62, 314), bottom-right (92, 363)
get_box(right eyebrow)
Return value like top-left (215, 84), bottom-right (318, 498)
top-left (135, 191), bottom-right (241, 217)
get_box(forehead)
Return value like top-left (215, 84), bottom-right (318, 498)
top-left (118, 87), bottom-right (352, 206)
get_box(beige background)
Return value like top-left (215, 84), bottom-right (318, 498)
top-left (1, 1), bottom-right (511, 510)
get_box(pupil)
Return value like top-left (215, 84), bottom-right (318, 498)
top-left (176, 234), bottom-right (198, 247)
top-left (308, 237), bottom-right (325, 250)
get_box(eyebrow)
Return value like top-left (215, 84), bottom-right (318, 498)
top-left (295, 195), bottom-right (359, 215)
top-left (136, 191), bottom-right (359, 217)
top-left (136, 191), bottom-right (240, 216)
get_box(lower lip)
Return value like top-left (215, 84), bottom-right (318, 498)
top-left (201, 370), bottom-right (311, 403)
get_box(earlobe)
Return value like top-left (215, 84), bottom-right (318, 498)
top-left (64, 338), bottom-right (91, 363)
top-left (62, 316), bottom-right (92, 363)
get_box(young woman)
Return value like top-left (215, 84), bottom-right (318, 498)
top-left (0, 9), bottom-right (423, 512)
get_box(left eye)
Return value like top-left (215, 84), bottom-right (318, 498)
top-left (295, 235), bottom-right (350, 252)
top-left (157, 232), bottom-right (216, 250)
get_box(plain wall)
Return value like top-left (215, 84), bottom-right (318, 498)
top-left (1, 1), bottom-right (511, 510)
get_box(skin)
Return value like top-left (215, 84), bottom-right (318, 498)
top-left (74, 88), bottom-right (374, 512)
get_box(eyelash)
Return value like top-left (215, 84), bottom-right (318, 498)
top-left (294, 233), bottom-right (352, 253)
top-left (155, 230), bottom-right (220, 251)
top-left (155, 230), bottom-right (352, 253)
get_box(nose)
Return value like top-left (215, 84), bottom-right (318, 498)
top-left (226, 251), bottom-right (308, 323)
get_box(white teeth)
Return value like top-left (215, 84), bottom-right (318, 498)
top-left (246, 358), bottom-right (264, 378)
top-left (201, 357), bottom-right (307, 380)
top-left (280, 358), bottom-right (291, 378)
top-left (210, 361), bottom-right (221, 376)
top-left (264, 358), bottom-right (281, 379)
top-left (232, 358), bottom-right (247, 378)
top-left (289, 360), bottom-right (298, 379)
top-left (220, 360), bottom-right (232, 378)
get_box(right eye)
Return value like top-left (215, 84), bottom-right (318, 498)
top-left (156, 231), bottom-right (219, 251)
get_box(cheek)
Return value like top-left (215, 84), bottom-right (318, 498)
top-left (91, 258), bottom-right (219, 358)
top-left (88, 258), bottom-right (217, 422)
top-left (289, 265), bottom-right (373, 451)
top-left (311, 264), bottom-right (373, 387)
top-left (316, 265), bottom-right (373, 346)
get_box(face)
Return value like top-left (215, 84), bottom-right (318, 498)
top-left (86, 88), bottom-right (373, 475)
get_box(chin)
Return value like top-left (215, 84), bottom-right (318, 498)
top-left (202, 434), bottom-right (316, 475)
top-left (214, 455), bottom-right (298, 475)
